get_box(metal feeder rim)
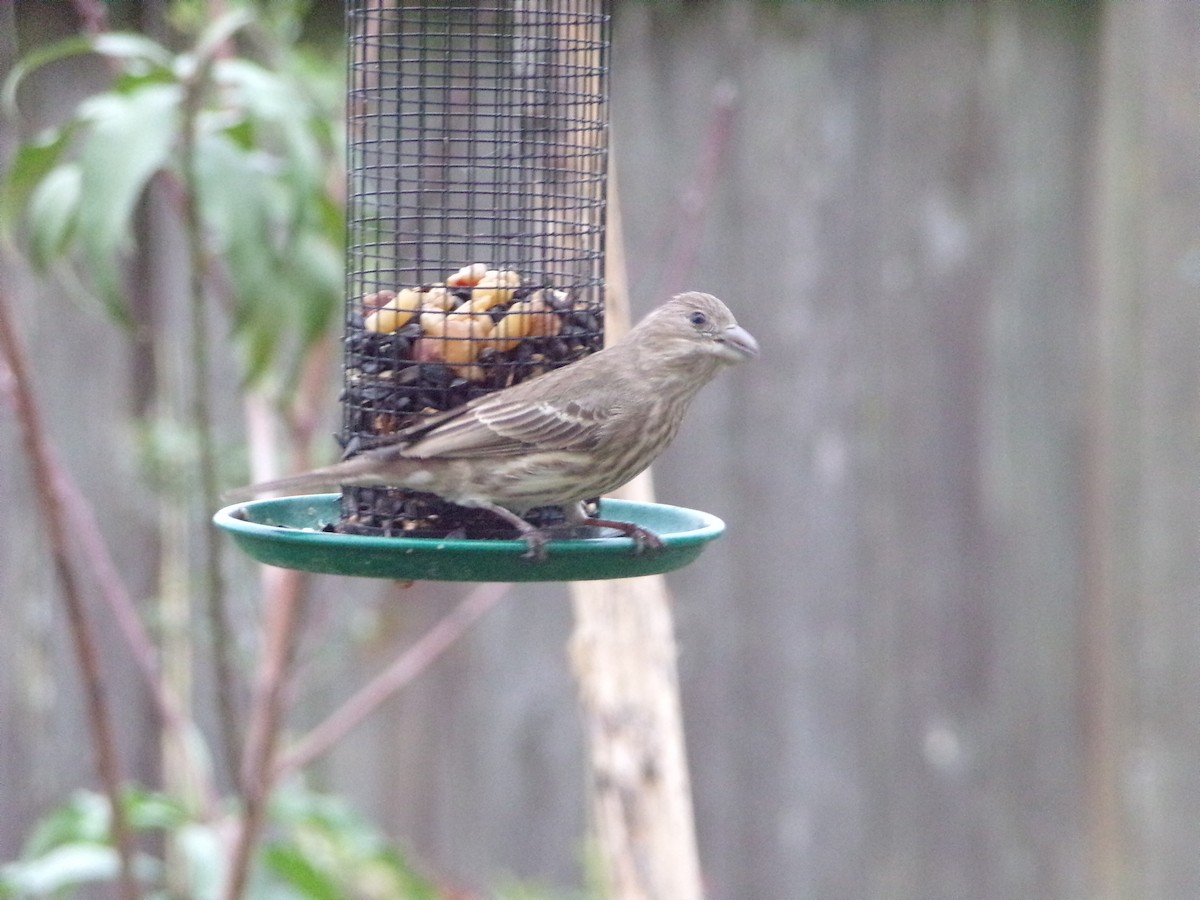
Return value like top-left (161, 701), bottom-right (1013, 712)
top-left (214, 495), bottom-right (725, 583)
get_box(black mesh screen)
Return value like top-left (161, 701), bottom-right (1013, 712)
top-left (340, 1), bottom-right (610, 537)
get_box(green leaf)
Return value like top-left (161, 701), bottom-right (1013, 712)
top-left (187, 8), bottom-right (255, 72)
top-left (196, 8), bottom-right (255, 62)
top-left (122, 786), bottom-right (189, 832)
top-left (90, 32), bottom-right (175, 71)
top-left (2, 36), bottom-right (92, 116)
top-left (211, 58), bottom-right (326, 205)
top-left (22, 791), bottom-right (111, 856)
top-left (261, 844), bottom-right (342, 899)
top-left (212, 57), bottom-right (301, 125)
top-left (73, 82), bottom-right (182, 316)
top-left (75, 82), bottom-right (182, 233)
top-left (193, 133), bottom-right (275, 248)
top-left (25, 162), bottom-right (82, 266)
top-left (172, 822), bottom-right (226, 899)
top-left (265, 787), bottom-right (442, 900)
top-left (2, 32), bottom-right (172, 117)
top-left (238, 320), bottom-right (280, 385)
top-left (0, 843), bottom-right (118, 895)
top-left (277, 229), bottom-right (342, 347)
top-left (193, 128), bottom-right (299, 380)
top-left (1, 124), bottom-right (74, 232)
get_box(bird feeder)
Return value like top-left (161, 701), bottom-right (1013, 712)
top-left (215, 0), bottom-right (725, 580)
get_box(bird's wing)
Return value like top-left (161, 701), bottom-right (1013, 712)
top-left (411, 400), bottom-right (612, 458)
top-left (364, 393), bottom-right (615, 462)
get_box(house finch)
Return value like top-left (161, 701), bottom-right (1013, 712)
top-left (227, 291), bottom-right (759, 559)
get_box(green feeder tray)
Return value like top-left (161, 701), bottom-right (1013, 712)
top-left (214, 494), bottom-right (724, 582)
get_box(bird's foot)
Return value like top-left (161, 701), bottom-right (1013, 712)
top-left (501, 508), bottom-right (666, 561)
top-left (476, 504), bottom-right (553, 562)
top-left (519, 529), bottom-right (551, 562)
top-left (588, 517), bottom-right (665, 555)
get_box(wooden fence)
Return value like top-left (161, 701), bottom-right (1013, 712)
top-left (1, 1), bottom-right (1197, 897)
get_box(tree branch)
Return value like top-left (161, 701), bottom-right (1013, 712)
top-left (178, 45), bottom-right (243, 786)
top-left (275, 582), bottom-right (508, 781)
top-left (0, 287), bottom-right (140, 900)
top-left (57, 447), bottom-right (220, 819)
top-left (221, 566), bottom-right (308, 900)
top-left (69, 0), bottom-right (108, 35)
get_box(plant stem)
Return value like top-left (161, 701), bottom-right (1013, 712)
top-left (0, 287), bottom-right (140, 900)
top-left (57, 472), bottom-right (221, 819)
top-left (179, 56), bottom-right (243, 785)
top-left (218, 330), bottom-right (330, 895)
top-left (223, 568), bottom-right (308, 900)
top-left (275, 582), bottom-right (509, 780)
top-left (68, 0), bottom-right (108, 34)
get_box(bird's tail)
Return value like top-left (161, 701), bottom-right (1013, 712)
top-left (222, 461), bottom-right (365, 504)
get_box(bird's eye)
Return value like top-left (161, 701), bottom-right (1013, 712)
top-left (688, 311), bottom-right (708, 327)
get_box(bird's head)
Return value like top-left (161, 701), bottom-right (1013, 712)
top-left (634, 291), bottom-right (760, 368)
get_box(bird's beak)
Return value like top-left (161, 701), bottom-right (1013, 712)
top-left (716, 324), bottom-right (760, 362)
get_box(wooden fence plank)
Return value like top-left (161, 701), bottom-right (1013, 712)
top-left (3, 3), bottom-right (1199, 898)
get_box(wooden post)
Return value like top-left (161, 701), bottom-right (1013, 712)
top-left (522, 3), bottom-right (703, 889)
top-left (568, 172), bottom-right (705, 900)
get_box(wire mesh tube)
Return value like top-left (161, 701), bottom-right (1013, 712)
top-left (340, 0), bottom-right (611, 537)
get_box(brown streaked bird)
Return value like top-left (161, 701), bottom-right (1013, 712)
top-left (226, 291), bottom-right (759, 559)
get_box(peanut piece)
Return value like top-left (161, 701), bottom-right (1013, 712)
top-left (416, 312), bottom-right (489, 367)
top-left (449, 269), bottom-right (522, 318)
top-left (364, 287), bottom-right (423, 334)
top-left (445, 262), bottom-right (489, 288)
top-left (490, 291), bottom-right (561, 351)
top-left (362, 289), bottom-right (396, 313)
top-left (418, 285), bottom-right (456, 312)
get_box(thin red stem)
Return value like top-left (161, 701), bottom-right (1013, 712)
top-left (221, 567), bottom-right (308, 900)
top-left (0, 288), bottom-right (140, 900)
top-left (275, 583), bottom-right (508, 781)
top-left (56, 470), bottom-right (220, 818)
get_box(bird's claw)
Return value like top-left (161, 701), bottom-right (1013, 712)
top-left (627, 525), bottom-right (665, 555)
top-left (517, 522), bottom-right (664, 561)
top-left (584, 518), bottom-right (665, 555)
top-left (520, 530), bottom-right (550, 562)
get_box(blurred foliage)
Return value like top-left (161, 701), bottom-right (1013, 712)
top-left (0, 6), bottom-right (592, 897)
top-left (0, 783), bottom-right (442, 899)
top-left (0, 0), bottom-right (345, 385)
top-left (0, 783), bottom-right (590, 899)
